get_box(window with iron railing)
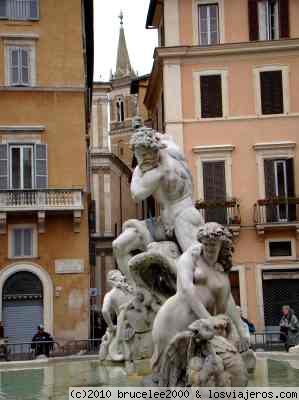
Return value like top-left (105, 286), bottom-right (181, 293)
top-left (0, 0), bottom-right (39, 21)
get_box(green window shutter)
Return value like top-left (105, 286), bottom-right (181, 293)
top-left (200, 75), bottom-right (223, 118)
top-left (248, 0), bottom-right (259, 41)
top-left (279, 0), bottom-right (290, 38)
top-left (203, 161), bottom-right (227, 224)
top-left (0, 0), bottom-right (7, 18)
top-left (260, 70), bottom-right (284, 115)
top-left (35, 144), bottom-right (48, 189)
top-left (0, 144), bottom-right (8, 190)
top-left (29, 0), bottom-right (39, 20)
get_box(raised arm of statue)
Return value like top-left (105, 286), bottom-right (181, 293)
top-left (131, 165), bottom-right (163, 202)
top-left (178, 245), bottom-right (210, 319)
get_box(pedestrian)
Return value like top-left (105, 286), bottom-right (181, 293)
top-left (236, 306), bottom-right (251, 341)
top-left (31, 325), bottom-right (54, 358)
top-left (0, 322), bottom-right (8, 361)
top-left (240, 312), bottom-right (256, 334)
top-left (279, 305), bottom-right (299, 351)
top-left (0, 321), bottom-right (4, 339)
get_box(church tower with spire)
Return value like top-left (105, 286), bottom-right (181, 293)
top-left (109, 12), bottom-right (138, 167)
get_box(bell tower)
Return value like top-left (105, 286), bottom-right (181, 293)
top-left (109, 12), bottom-right (138, 168)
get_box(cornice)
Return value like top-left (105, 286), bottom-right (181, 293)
top-left (0, 86), bottom-right (85, 92)
top-left (253, 141), bottom-right (296, 151)
top-left (192, 145), bottom-right (235, 154)
top-left (0, 125), bottom-right (45, 132)
top-left (0, 33), bottom-right (39, 40)
top-left (155, 38), bottom-right (299, 60)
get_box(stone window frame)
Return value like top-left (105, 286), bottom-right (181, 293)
top-left (192, 144), bottom-right (234, 200)
top-left (265, 238), bottom-right (296, 261)
top-left (253, 141), bottom-right (296, 199)
top-left (192, 0), bottom-right (225, 46)
top-left (193, 69), bottom-right (229, 120)
top-left (4, 39), bottom-right (36, 86)
top-left (253, 65), bottom-right (289, 117)
top-left (8, 223), bottom-right (38, 259)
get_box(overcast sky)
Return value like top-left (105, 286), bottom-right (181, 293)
top-left (94, 0), bottom-right (158, 81)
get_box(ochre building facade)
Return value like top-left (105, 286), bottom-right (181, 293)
top-left (0, 0), bottom-right (93, 342)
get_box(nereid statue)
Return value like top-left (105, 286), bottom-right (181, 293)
top-left (99, 126), bottom-right (254, 387)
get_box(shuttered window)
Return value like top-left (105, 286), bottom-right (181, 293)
top-left (0, 0), bottom-right (39, 20)
top-left (202, 160), bottom-right (227, 224)
top-left (8, 47), bottom-right (30, 86)
top-left (260, 70), bottom-right (283, 115)
top-left (248, 0), bottom-right (289, 41)
top-left (200, 74), bottom-right (223, 118)
top-left (11, 228), bottom-right (34, 257)
top-left (0, 144), bottom-right (48, 190)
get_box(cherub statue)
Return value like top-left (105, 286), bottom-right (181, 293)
top-left (100, 269), bottom-right (158, 362)
top-left (99, 270), bottom-right (133, 361)
top-left (112, 127), bottom-right (203, 284)
top-left (159, 318), bottom-right (248, 387)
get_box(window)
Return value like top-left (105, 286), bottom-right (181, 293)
top-left (264, 158), bottom-right (295, 222)
top-left (10, 145), bottom-right (33, 189)
top-left (202, 160), bottom-right (227, 224)
top-left (248, 0), bottom-right (290, 41)
top-left (116, 97), bottom-right (125, 122)
top-left (9, 225), bottom-right (37, 258)
top-left (0, 0), bottom-right (39, 21)
top-left (258, 0), bottom-right (279, 40)
top-left (260, 70), bottom-right (284, 115)
top-left (198, 3), bottom-right (219, 45)
top-left (269, 241), bottom-right (292, 257)
top-left (266, 239), bottom-right (295, 260)
top-left (0, 143), bottom-right (47, 190)
top-left (200, 74), bottom-right (223, 118)
top-left (8, 47), bottom-right (30, 86)
top-left (5, 43), bottom-right (36, 86)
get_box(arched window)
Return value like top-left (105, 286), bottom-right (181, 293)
top-left (3, 271), bottom-right (43, 300)
top-left (116, 97), bottom-right (125, 122)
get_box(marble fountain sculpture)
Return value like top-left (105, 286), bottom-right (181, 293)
top-left (99, 126), bottom-right (255, 386)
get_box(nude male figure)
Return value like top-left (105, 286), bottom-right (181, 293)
top-left (113, 127), bottom-right (203, 283)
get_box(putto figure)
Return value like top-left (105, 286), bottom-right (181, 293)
top-left (113, 127), bottom-right (203, 283)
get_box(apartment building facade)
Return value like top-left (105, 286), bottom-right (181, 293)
top-left (145, 0), bottom-right (299, 330)
top-left (0, 0), bottom-right (93, 342)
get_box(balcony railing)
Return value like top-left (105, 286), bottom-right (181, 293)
top-left (254, 197), bottom-right (299, 225)
top-left (0, 0), bottom-right (39, 20)
top-left (195, 198), bottom-right (241, 228)
top-left (0, 189), bottom-right (83, 212)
